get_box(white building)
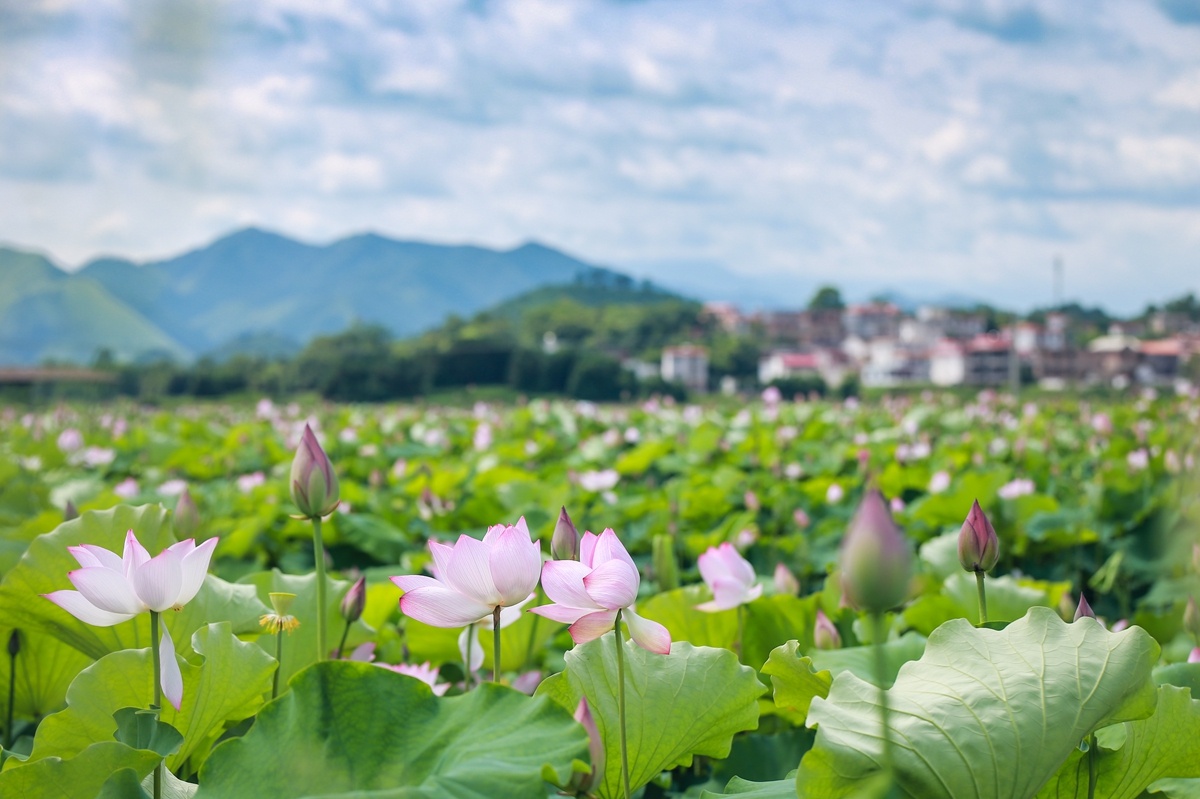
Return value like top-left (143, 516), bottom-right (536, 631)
top-left (661, 345), bottom-right (709, 392)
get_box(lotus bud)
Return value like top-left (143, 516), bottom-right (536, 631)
top-left (652, 534), bottom-right (680, 591)
top-left (744, 491), bottom-right (760, 512)
top-left (571, 699), bottom-right (605, 793)
top-left (958, 499), bottom-right (999, 574)
top-left (551, 506), bottom-right (579, 561)
top-left (341, 577), bottom-right (366, 624)
top-left (63, 501), bottom-right (79, 521)
top-left (1184, 596), bottom-right (1200, 642)
top-left (174, 488), bottom-right (201, 538)
top-left (1074, 593), bottom-right (1096, 621)
top-left (7, 629), bottom-right (19, 657)
top-left (813, 609), bottom-right (841, 650)
top-left (290, 424), bottom-right (340, 519)
top-left (839, 489), bottom-right (913, 613)
top-left (1190, 647), bottom-right (1200, 664)
top-left (773, 563), bottom-right (800, 595)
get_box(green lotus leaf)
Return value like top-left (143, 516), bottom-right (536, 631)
top-left (760, 641), bottom-right (832, 723)
top-left (1148, 778), bottom-right (1200, 798)
top-left (701, 775), bottom-right (798, 798)
top-left (797, 609), bottom-right (1159, 798)
top-left (1036, 685), bottom-right (1200, 799)
top-left (537, 635), bottom-right (764, 799)
top-left (0, 505), bottom-right (266, 659)
top-left (22, 623), bottom-right (274, 774)
top-left (809, 632), bottom-right (927, 688)
top-left (0, 741), bottom-right (160, 798)
top-left (0, 628), bottom-right (92, 725)
top-left (196, 661), bottom-right (588, 799)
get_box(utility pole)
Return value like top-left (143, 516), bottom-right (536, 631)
top-left (1053, 255), bottom-right (1063, 308)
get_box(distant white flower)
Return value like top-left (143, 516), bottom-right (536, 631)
top-left (929, 471), bottom-right (951, 494)
top-left (624, 427), bottom-right (640, 444)
top-left (474, 423), bottom-right (493, 452)
top-left (1126, 449), bottom-right (1149, 471)
top-left (57, 428), bottom-right (83, 453)
top-left (114, 478), bottom-right (139, 498)
top-left (998, 478), bottom-right (1035, 500)
top-left (339, 427), bottom-right (358, 443)
top-left (158, 479), bottom-right (188, 497)
top-left (237, 471), bottom-right (266, 493)
top-left (890, 496), bottom-right (906, 513)
top-left (81, 447), bottom-right (115, 468)
top-left (784, 462), bottom-right (803, 479)
top-left (761, 386), bottom-right (782, 405)
top-left (826, 483), bottom-right (845, 504)
top-left (20, 456), bottom-right (43, 471)
top-left (578, 469), bottom-right (619, 492)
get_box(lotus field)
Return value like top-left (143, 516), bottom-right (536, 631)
top-left (2, 390), bottom-right (1200, 799)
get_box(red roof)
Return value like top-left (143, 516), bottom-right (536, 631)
top-left (1140, 339), bottom-right (1184, 356)
top-left (778, 353), bottom-right (819, 369)
top-left (966, 334), bottom-right (1010, 353)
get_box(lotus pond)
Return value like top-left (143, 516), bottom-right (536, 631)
top-left (0, 390), bottom-right (1198, 798)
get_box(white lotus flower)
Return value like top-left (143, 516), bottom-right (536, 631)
top-left (44, 530), bottom-right (218, 710)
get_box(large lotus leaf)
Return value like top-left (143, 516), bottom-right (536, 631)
top-left (537, 635), bottom-right (764, 799)
top-left (0, 741), bottom-right (160, 798)
top-left (1035, 685), bottom-right (1200, 799)
top-left (0, 505), bottom-right (265, 659)
top-left (196, 661), bottom-right (588, 799)
top-left (701, 776), bottom-right (798, 798)
top-left (22, 623), bottom-right (274, 773)
top-left (760, 641), bottom-right (832, 723)
top-left (0, 628), bottom-right (92, 723)
top-left (239, 570), bottom-right (370, 685)
top-left (796, 609), bottom-right (1159, 799)
top-left (1149, 779), bottom-right (1200, 797)
top-left (809, 632), bottom-right (927, 688)
top-left (637, 585), bottom-right (738, 649)
top-left (743, 594), bottom-right (820, 671)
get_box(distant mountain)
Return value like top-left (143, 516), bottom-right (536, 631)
top-left (0, 228), bottom-right (670, 365)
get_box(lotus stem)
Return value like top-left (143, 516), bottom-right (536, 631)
top-left (735, 604), bottom-right (745, 660)
top-left (975, 571), bottom-right (988, 626)
top-left (149, 611), bottom-right (163, 799)
top-left (1087, 733), bottom-right (1097, 799)
top-left (272, 630), bottom-right (283, 700)
top-left (464, 622), bottom-right (475, 686)
top-left (335, 618), bottom-right (351, 661)
top-left (492, 606), bottom-right (502, 683)
top-left (871, 612), bottom-right (893, 774)
top-left (523, 585), bottom-right (543, 669)
top-left (614, 610), bottom-right (632, 799)
top-left (311, 516), bottom-right (327, 661)
top-left (5, 632), bottom-right (16, 751)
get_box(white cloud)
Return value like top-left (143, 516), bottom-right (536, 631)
top-left (312, 153), bottom-right (386, 193)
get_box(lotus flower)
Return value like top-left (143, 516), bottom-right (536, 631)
top-left (290, 424), bottom-right (340, 519)
top-left (392, 518), bottom-right (542, 627)
top-left (958, 499), bottom-right (999, 573)
top-left (696, 543), bottom-right (762, 612)
top-left (387, 661), bottom-right (450, 696)
top-left (44, 530), bottom-right (218, 709)
top-left (457, 598), bottom-right (532, 673)
top-left (773, 563), bottom-right (800, 595)
top-left (530, 528), bottom-right (670, 654)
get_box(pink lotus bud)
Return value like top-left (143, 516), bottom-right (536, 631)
top-left (794, 508), bottom-right (810, 529)
top-left (773, 563), bottom-right (799, 595)
top-left (63, 501), bottom-right (78, 521)
top-left (551, 506), bottom-right (579, 561)
top-left (839, 490), bottom-right (912, 613)
top-left (174, 488), bottom-right (201, 539)
top-left (341, 577), bottom-right (366, 623)
top-left (1074, 593), bottom-right (1096, 621)
top-left (813, 609), bottom-right (841, 650)
top-left (290, 424), bottom-right (340, 519)
top-left (572, 699), bottom-right (605, 793)
top-left (744, 491), bottom-right (760, 512)
top-left (1190, 647), bottom-right (1200, 664)
top-left (958, 499), bottom-right (999, 573)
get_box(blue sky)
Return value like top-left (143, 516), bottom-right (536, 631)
top-left (1, 0), bottom-right (1198, 313)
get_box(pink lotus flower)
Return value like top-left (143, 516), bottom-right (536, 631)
top-left (392, 518), bottom-right (542, 627)
top-left (813, 608), bottom-right (841, 650)
top-left (773, 563), bottom-right (800, 595)
top-left (387, 661), bottom-right (450, 696)
top-left (43, 530), bottom-right (218, 709)
top-left (530, 529), bottom-right (670, 654)
top-left (695, 543), bottom-right (762, 612)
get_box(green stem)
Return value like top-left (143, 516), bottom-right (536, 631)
top-left (311, 516), bottom-right (327, 661)
top-left (272, 631), bottom-right (282, 700)
top-left (614, 610), bottom-right (632, 799)
top-left (464, 622), bottom-right (475, 686)
top-left (523, 586), bottom-right (542, 668)
top-left (975, 571), bottom-right (989, 626)
top-left (335, 619), bottom-right (351, 661)
top-left (735, 603), bottom-right (745, 660)
top-left (5, 635), bottom-right (16, 751)
top-left (492, 607), bottom-right (502, 683)
top-left (871, 612), bottom-right (893, 774)
top-left (1087, 733), bottom-right (1097, 799)
top-left (149, 611), bottom-right (162, 799)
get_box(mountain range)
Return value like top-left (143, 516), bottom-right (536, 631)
top-left (0, 228), bottom-right (675, 366)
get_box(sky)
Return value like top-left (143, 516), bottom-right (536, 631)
top-left (1, 0), bottom-right (1199, 314)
